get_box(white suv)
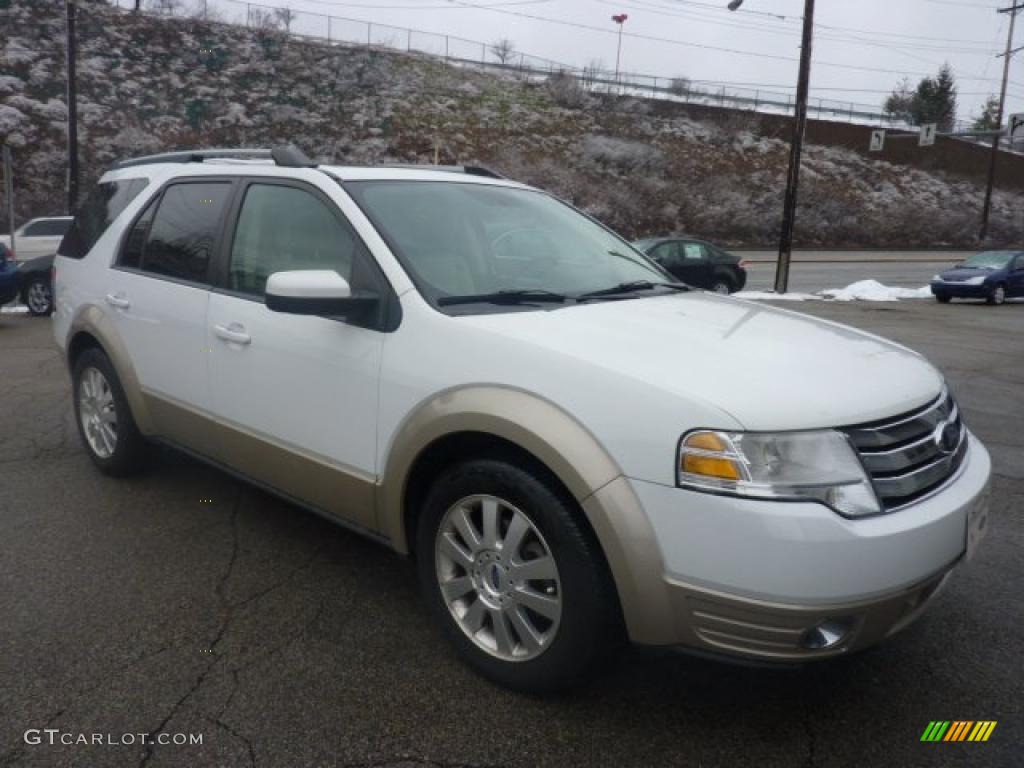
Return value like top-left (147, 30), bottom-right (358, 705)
top-left (53, 147), bottom-right (991, 692)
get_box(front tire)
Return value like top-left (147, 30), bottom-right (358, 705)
top-left (23, 276), bottom-right (53, 316)
top-left (986, 283), bottom-right (1006, 306)
top-left (935, 294), bottom-right (951, 304)
top-left (72, 348), bottom-right (149, 475)
top-left (416, 459), bottom-right (622, 693)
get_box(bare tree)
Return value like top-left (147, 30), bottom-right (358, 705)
top-left (668, 77), bottom-right (691, 97)
top-left (490, 38), bottom-right (516, 65)
top-left (581, 59), bottom-right (606, 89)
top-left (190, 0), bottom-right (223, 21)
top-left (274, 7), bottom-right (298, 33)
top-left (144, 0), bottom-right (183, 16)
top-left (248, 8), bottom-right (280, 29)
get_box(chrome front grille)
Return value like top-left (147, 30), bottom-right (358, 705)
top-left (843, 390), bottom-right (967, 511)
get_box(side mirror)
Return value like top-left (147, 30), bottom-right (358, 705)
top-left (265, 270), bottom-right (378, 317)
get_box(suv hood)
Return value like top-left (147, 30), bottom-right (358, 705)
top-left (462, 292), bottom-right (943, 431)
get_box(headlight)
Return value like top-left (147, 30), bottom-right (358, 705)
top-left (963, 276), bottom-right (986, 285)
top-left (678, 430), bottom-right (881, 517)
top-left (931, 274), bottom-right (942, 282)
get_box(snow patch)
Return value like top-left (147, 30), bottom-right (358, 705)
top-left (736, 281), bottom-right (933, 303)
top-left (820, 280), bottom-right (932, 302)
top-left (733, 290), bottom-right (818, 301)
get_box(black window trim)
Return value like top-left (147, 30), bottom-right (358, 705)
top-left (113, 176), bottom-right (240, 291)
top-left (213, 176), bottom-right (401, 333)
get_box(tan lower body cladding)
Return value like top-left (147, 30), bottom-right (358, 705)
top-left (141, 391), bottom-right (379, 535)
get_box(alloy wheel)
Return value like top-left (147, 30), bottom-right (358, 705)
top-left (712, 281), bottom-right (731, 294)
top-left (992, 285), bottom-right (1006, 305)
top-left (78, 367), bottom-right (118, 458)
top-left (435, 494), bottom-right (562, 662)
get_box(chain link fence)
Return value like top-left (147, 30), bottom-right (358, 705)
top-left (114, 0), bottom-right (977, 133)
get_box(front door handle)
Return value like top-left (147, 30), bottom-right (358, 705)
top-left (105, 293), bottom-right (130, 310)
top-left (213, 323), bottom-right (252, 346)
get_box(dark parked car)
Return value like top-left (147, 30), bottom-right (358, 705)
top-left (930, 250), bottom-right (1024, 306)
top-left (16, 253), bottom-right (55, 316)
top-left (0, 243), bottom-right (19, 306)
top-left (632, 237), bottom-right (748, 293)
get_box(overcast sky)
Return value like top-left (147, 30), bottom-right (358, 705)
top-left (210, 0), bottom-right (1023, 124)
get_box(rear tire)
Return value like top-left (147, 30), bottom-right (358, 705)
top-left (72, 348), bottom-right (149, 476)
top-left (415, 458), bottom-right (622, 693)
top-left (710, 277), bottom-right (733, 294)
top-left (986, 284), bottom-right (1006, 306)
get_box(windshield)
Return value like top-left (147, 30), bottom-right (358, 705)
top-left (345, 181), bottom-right (669, 310)
top-left (961, 251), bottom-right (1014, 269)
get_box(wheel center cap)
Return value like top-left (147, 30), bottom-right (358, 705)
top-left (485, 563), bottom-right (507, 595)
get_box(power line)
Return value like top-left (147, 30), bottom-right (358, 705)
top-left (444, 0), bottom-right (1011, 83)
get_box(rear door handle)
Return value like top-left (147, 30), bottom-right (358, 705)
top-left (213, 323), bottom-right (252, 346)
top-left (105, 293), bottom-right (130, 309)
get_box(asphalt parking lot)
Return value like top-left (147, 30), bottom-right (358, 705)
top-left (1, 299), bottom-right (1021, 768)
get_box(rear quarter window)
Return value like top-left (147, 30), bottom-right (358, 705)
top-left (59, 179), bottom-right (149, 260)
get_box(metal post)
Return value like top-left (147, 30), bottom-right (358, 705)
top-left (444, 35), bottom-right (449, 60)
top-left (66, 0), bottom-right (79, 214)
top-left (980, 4), bottom-right (1020, 240)
top-left (3, 146), bottom-right (15, 258)
top-left (775, 0), bottom-right (815, 294)
top-left (481, 42), bottom-right (486, 62)
top-left (246, 3), bottom-right (251, 25)
top-left (327, 16), bottom-right (331, 42)
top-left (367, 22), bottom-right (371, 47)
top-left (407, 29), bottom-right (412, 51)
top-left (614, 25), bottom-right (622, 85)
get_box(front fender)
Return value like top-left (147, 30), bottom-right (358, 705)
top-left (376, 385), bottom-right (675, 644)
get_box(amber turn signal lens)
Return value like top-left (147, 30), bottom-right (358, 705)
top-left (681, 454), bottom-right (742, 480)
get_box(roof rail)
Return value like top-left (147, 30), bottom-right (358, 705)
top-left (372, 163), bottom-right (505, 179)
top-left (112, 145), bottom-right (316, 170)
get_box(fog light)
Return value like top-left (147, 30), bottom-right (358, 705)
top-left (799, 618), bottom-right (854, 650)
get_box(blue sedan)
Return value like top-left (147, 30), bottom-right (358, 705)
top-left (0, 243), bottom-right (20, 306)
top-left (930, 250), bottom-right (1024, 306)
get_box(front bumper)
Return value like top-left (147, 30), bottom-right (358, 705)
top-left (586, 433), bottom-right (991, 661)
top-left (931, 282), bottom-right (990, 299)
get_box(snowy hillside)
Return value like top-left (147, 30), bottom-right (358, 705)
top-left (2, 0), bottom-right (1022, 247)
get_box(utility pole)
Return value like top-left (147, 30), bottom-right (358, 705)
top-left (729, 0), bottom-right (814, 294)
top-left (66, 0), bottom-right (80, 214)
top-left (775, 0), bottom-right (815, 294)
top-left (979, 3), bottom-right (1021, 241)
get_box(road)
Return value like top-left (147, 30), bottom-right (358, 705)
top-left (1, 302), bottom-right (1022, 768)
top-left (733, 251), bottom-right (963, 294)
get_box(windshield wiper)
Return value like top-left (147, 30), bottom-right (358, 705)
top-left (438, 288), bottom-right (571, 307)
top-left (575, 280), bottom-right (690, 301)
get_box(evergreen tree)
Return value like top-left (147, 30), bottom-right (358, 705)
top-left (973, 95), bottom-right (1001, 131)
top-left (883, 64), bottom-right (958, 131)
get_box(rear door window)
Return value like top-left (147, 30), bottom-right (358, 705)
top-left (136, 182), bottom-right (231, 284)
top-left (24, 219), bottom-right (71, 237)
top-left (682, 242), bottom-right (707, 261)
top-left (59, 179), bottom-right (149, 259)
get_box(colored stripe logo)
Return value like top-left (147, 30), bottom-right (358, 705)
top-left (921, 721), bottom-right (997, 742)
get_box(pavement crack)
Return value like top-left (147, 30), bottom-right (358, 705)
top-left (138, 489), bottom-right (245, 766)
top-left (209, 716), bottom-right (256, 768)
top-left (342, 759), bottom-right (505, 768)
